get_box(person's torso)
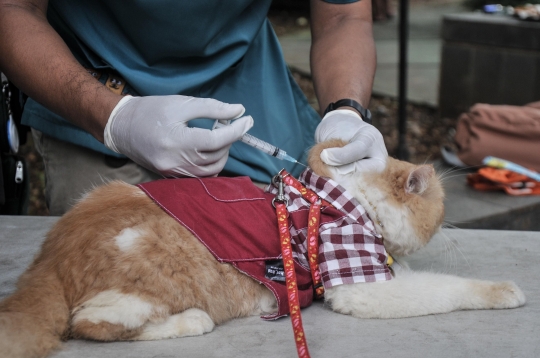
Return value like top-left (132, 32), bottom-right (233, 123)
top-left (23, 0), bottom-right (320, 182)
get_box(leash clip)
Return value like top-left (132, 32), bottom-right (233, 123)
top-left (271, 174), bottom-right (288, 208)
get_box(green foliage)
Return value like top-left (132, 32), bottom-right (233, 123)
top-left (463, 0), bottom-right (540, 10)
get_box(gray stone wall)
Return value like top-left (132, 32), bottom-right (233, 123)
top-left (439, 13), bottom-right (540, 117)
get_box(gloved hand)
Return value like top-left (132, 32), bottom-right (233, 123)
top-left (315, 109), bottom-right (388, 175)
top-left (104, 95), bottom-right (253, 177)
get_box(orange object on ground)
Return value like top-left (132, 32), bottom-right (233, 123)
top-left (467, 167), bottom-right (540, 195)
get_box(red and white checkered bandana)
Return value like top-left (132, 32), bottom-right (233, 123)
top-left (267, 169), bottom-right (392, 288)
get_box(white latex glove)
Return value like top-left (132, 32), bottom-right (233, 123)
top-left (104, 95), bottom-right (253, 177)
top-left (315, 109), bottom-right (388, 175)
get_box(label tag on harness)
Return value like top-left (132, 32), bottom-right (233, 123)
top-left (265, 259), bottom-right (285, 282)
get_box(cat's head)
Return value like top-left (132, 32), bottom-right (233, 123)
top-left (308, 139), bottom-right (445, 257)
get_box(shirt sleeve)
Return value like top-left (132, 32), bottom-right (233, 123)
top-left (317, 216), bottom-right (392, 288)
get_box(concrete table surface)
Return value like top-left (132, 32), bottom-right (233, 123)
top-left (1, 216), bottom-right (539, 358)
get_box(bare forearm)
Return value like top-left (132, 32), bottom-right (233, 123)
top-left (0, 1), bottom-right (121, 141)
top-left (310, 0), bottom-right (376, 115)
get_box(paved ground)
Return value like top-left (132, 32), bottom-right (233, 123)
top-left (279, 3), bottom-right (540, 231)
top-left (1, 216), bottom-right (539, 358)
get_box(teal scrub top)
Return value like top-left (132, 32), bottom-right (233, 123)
top-left (22, 0), bottom-right (355, 182)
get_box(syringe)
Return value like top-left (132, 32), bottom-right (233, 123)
top-left (213, 119), bottom-right (303, 165)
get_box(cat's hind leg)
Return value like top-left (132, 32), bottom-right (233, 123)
top-left (71, 290), bottom-right (215, 341)
top-left (70, 289), bottom-right (167, 341)
top-left (133, 308), bottom-right (215, 341)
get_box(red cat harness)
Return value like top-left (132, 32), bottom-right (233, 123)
top-left (138, 170), bottom-right (392, 358)
top-left (137, 169), bottom-right (392, 320)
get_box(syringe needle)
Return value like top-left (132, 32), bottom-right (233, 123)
top-left (279, 151), bottom-right (305, 166)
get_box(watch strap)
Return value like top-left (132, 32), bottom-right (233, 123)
top-left (323, 99), bottom-right (372, 124)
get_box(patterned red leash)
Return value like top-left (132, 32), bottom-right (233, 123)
top-left (272, 170), bottom-right (329, 358)
top-left (274, 201), bottom-right (310, 358)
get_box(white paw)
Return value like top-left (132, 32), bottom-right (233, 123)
top-left (134, 308), bottom-right (215, 340)
top-left (178, 308), bottom-right (215, 336)
top-left (487, 281), bottom-right (526, 309)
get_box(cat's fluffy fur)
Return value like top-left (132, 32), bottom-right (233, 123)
top-left (0, 140), bottom-right (525, 358)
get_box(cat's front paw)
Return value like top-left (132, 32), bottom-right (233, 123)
top-left (481, 281), bottom-right (526, 309)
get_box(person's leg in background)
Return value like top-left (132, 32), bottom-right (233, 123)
top-left (32, 129), bottom-right (161, 215)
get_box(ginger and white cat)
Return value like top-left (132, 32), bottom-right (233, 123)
top-left (0, 140), bottom-right (525, 358)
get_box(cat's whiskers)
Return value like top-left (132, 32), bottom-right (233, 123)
top-left (443, 232), bottom-right (459, 273)
top-left (430, 228), bottom-right (452, 274)
top-left (437, 171), bottom-right (470, 183)
top-left (434, 229), bottom-right (452, 273)
top-left (439, 224), bottom-right (472, 271)
top-left (448, 234), bottom-right (471, 271)
top-left (437, 165), bottom-right (464, 176)
top-left (427, 229), bottom-right (458, 274)
top-left (442, 218), bottom-right (474, 225)
top-left (442, 222), bottom-right (460, 229)
top-left (438, 173), bottom-right (473, 183)
top-left (436, 165), bottom-right (484, 184)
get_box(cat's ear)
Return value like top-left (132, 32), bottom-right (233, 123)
top-left (405, 165), bottom-right (434, 195)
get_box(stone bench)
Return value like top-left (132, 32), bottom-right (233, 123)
top-left (439, 13), bottom-right (540, 118)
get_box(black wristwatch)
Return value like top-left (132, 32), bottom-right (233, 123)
top-left (323, 99), bottom-right (372, 124)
